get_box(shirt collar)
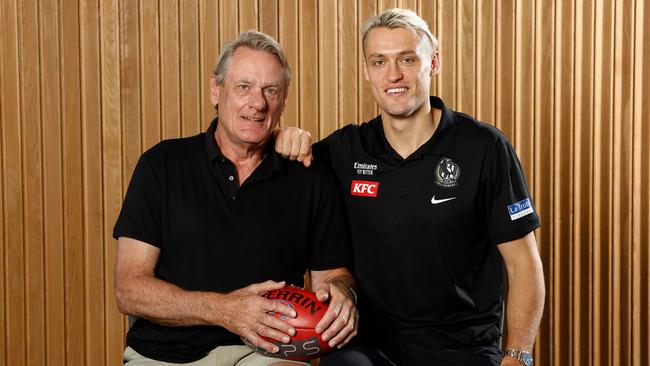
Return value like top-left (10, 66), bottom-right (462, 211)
top-left (364, 96), bottom-right (457, 158)
top-left (203, 117), bottom-right (285, 175)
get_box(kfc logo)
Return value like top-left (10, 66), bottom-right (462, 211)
top-left (351, 180), bottom-right (379, 197)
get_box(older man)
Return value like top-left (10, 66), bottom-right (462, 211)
top-left (114, 30), bottom-right (357, 366)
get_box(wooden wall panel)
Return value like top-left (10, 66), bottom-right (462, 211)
top-left (0, 1), bottom-right (648, 365)
top-left (80, 1), bottom-right (106, 363)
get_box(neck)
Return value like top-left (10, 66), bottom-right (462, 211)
top-left (214, 128), bottom-right (267, 185)
top-left (381, 104), bottom-right (441, 159)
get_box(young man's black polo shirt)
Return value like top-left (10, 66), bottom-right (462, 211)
top-left (113, 118), bottom-right (352, 363)
top-left (314, 96), bottom-right (540, 364)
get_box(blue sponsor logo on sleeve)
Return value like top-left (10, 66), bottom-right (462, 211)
top-left (507, 198), bottom-right (534, 221)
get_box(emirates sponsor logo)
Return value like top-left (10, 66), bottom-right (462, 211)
top-left (353, 162), bottom-right (378, 175)
top-left (351, 180), bottom-right (379, 197)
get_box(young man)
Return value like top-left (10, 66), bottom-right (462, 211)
top-left (276, 9), bottom-right (545, 366)
top-left (114, 30), bottom-right (357, 365)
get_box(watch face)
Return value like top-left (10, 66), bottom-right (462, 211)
top-left (522, 353), bottom-right (533, 366)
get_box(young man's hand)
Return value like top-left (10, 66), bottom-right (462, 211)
top-left (273, 127), bottom-right (313, 167)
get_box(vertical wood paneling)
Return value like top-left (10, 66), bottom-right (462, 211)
top-left (160, 0), bottom-right (181, 140)
top-left (2, 0), bottom-right (26, 363)
top-left (632, 1), bottom-right (650, 365)
top-left (40, 0), bottom-right (66, 364)
top-left (437, 0), bottom-right (456, 105)
top-left (553, 1), bottom-right (575, 364)
top-left (533, 1), bottom-right (555, 363)
top-left (419, 0), bottom-right (437, 95)
top-left (0, 1), bottom-right (16, 362)
top-left (631, 3), bottom-right (646, 365)
top-left (1, 1), bottom-right (649, 365)
top-left (573, 0), bottom-right (594, 363)
top-left (475, 0), bottom-right (495, 127)
top-left (318, 0), bottom-right (338, 137)
top-left (180, 0), bottom-right (201, 136)
top-left (219, 0), bottom-right (237, 49)
top-left (259, 0), bottom-right (278, 40)
top-left (60, 0), bottom-right (85, 364)
top-left (298, 0), bottom-right (318, 137)
top-left (338, 0), bottom-right (357, 125)
top-left (279, 0), bottom-right (299, 126)
top-left (18, 0), bottom-right (44, 363)
top-left (80, 1), bottom-right (105, 363)
top-left (358, 0), bottom-right (377, 122)
top-left (199, 0), bottom-right (219, 128)
top-left (613, 1), bottom-right (635, 363)
top-left (239, 0), bottom-right (257, 32)
top-left (495, 0), bottom-right (515, 137)
top-left (121, 0), bottom-right (142, 182)
top-left (99, 0), bottom-right (124, 364)
top-left (140, 1), bottom-right (161, 150)
top-left (593, 0), bottom-right (616, 363)
top-left (456, 0), bottom-right (475, 115)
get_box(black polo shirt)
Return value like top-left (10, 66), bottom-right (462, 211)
top-left (113, 118), bottom-right (352, 363)
top-left (314, 96), bottom-right (540, 364)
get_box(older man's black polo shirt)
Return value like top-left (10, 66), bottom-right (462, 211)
top-left (314, 96), bottom-right (540, 364)
top-left (113, 118), bottom-right (352, 363)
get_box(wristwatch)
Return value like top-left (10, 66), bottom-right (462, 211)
top-left (502, 349), bottom-right (533, 366)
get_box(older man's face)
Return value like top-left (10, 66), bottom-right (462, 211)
top-left (211, 47), bottom-right (286, 148)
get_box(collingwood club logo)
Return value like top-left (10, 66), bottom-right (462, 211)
top-left (435, 157), bottom-right (460, 188)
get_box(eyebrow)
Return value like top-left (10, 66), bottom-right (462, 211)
top-left (366, 50), bottom-right (418, 59)
top-left (233, 78), bottom-right (283, 89)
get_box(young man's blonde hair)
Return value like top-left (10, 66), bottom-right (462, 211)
top-left (361, 8), bottom-right (438, 55)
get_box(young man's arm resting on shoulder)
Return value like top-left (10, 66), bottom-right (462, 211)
top-left (273, 127), bottom-right (314, 167)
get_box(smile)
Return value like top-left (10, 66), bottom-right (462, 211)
top-left (386, 87), bottom-right (408, 95)
top-left (242, 116), bottom-right (265, 122)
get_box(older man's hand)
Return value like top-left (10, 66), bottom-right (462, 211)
top-left (219, 280), bottom-right (297, 354)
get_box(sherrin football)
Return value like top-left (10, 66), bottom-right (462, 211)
top-left (243, 285), bottom-right (332, 361)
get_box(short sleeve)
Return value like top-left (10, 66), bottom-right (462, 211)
top-left (113, 153), bottom-right (163, 247)
top-left (313, 136), bottom-right (334, 168)
top-left (306, 161), bottom-right (353, 270)
top-left (483, 136), bottom-right (541, 244)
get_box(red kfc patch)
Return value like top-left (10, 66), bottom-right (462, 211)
top-left (351, 180), bottom-right (379, 197)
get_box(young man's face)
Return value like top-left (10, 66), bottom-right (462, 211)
top-left (211, 47), bottom-right (286, 148)
top-left (363, 27), bottom-right (438, 119)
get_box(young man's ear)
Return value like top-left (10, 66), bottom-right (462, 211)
top-left (430, 51), bottom-right (441, 76)
top-left (210, 75), bottom-right (220, 107)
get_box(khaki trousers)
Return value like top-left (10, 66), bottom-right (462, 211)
top-left (124, 345), bottom-right (309, 366)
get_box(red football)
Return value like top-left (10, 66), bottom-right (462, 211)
top-left (243, 285), bottom-right (332, 361)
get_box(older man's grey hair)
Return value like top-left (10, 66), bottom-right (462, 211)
top-left (213, 30), bottom-right (291, 91)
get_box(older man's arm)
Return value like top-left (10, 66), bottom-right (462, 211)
top-left (115, 236), bottom-right (297, 353)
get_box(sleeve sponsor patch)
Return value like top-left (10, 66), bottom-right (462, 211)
top-left (507, 198), bottom-right (534, 221)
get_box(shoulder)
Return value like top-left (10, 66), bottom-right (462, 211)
top-left (453, 112), bottom-right (512, 150)
top-left (283, 157), bottom-right (337, 182)
top-left (141, 133), bottom-right (205, 164)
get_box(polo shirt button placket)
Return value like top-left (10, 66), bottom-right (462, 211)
top-left (394, 162), bottom-right (408, 197)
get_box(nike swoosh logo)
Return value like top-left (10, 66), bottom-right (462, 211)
top-left (431, 196), bottom-right (456, 204)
